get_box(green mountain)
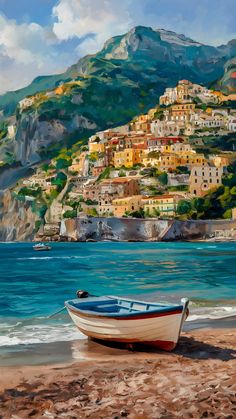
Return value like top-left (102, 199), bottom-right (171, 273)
top-left (1, 26), bottom-right (235, 117)
top-left (0, 26), bottom-right (236, 185)
top-left (215, 57), bottom-right (236, 94)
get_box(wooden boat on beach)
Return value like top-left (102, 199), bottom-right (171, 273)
top-left (65, 294), bottom-right (189, 351)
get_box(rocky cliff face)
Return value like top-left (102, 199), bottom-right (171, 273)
top-left (60, 217), bottom-right (236, 242)
top-left (0, 191), bottom-right (37, 241)
top-left (14, 112), bottom-right (97, 167)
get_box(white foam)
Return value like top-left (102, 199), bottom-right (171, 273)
top-left (0, 323), bottom-right (85, 347)
top-left (16, 255), bottom-right (91, 260)
top-left (187, 305), bottom-right (236, 321)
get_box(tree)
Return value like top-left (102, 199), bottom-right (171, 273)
top-left (177, 200), bottom-right (192, 215)
top-left (41, 163), bottom-right (50, 172)
top-left (18, 186), bottom-right (42, 197)
top-left (38, 204), bottom-right (48, 220)
top-left (87, 207), bottom-right (98, 217)
top-left (148, 151), bottom-right (160, 159)
top-left (55, 157), bottom-right (72, 170)
top-left (51, 172), bottom-right (67, 191)
top-left (158, 172), bottom-right (168, 186)
top-left (129, 208), bottom-right (145, 218)
top-left (176, 166), bottom-right (190, 174)
top-left (97, 167), bottom-right (110, 182)
top-left (193, 197), bottom-right (205, 213)
top-left (63, 209), bottom-right (77, 219)
top-left (223, 209), bottom-right (232, 219)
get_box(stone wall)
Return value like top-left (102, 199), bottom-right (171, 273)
top-left (60, 217), bottom-right (236, 242)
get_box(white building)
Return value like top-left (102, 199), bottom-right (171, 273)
top-left (151, 120), bottom-right (180, 137)
top-left (196, 116), bottom-right (224, 129)
top-left (19, 97), bottom-right (35, 110)
top-left (228, 118), bottom-right (236, 132)
top-left (159, 87), bottom-right (177, 105)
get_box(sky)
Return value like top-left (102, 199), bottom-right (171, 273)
top-left (0, 0), bottom-right (235, 94)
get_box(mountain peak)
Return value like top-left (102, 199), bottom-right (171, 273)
top-left (100, 25), bottom-right (204, 61)
top-left (156, 28), bottom-right (202, 46)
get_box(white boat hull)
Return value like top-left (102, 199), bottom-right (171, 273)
top-left (66, 306), bottom-right (187, 351)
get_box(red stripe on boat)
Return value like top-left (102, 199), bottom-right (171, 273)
top-left (68, 306), bottom-right (182, 320)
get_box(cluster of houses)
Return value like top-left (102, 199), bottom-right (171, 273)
top-left (18, 79), bottom-right (236, 220)
top-left (80, 177), bottom-right (184, 218)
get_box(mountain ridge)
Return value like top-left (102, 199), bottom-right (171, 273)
top-left (0, 25), bottom-right (235, 116)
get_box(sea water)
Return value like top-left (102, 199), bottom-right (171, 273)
top-left (0, 242), bottom-right (236, 358)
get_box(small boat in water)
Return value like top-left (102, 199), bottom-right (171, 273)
top-left (65, 293), bottom-right (189, 351)
top-left (33, 243), bottom-right (52, 251)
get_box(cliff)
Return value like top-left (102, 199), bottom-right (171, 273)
top-left (59, 217), bottom-right (236, 242)
top-left (0, 191), bottom-right (37, 241)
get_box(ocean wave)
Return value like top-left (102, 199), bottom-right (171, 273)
top-left (187, 305), bottom-right (236, 321)
top-left (0, 323), bottom-right (85, 347)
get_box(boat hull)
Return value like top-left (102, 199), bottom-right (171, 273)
top-left (66, 306), bottom-right (186, 351)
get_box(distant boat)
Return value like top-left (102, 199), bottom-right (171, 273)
top-left (65, 293), bottom-right (189, 351)
top-left (33, 243), bottom-right (52, 251)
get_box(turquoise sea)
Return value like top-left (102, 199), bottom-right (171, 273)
top-left (0, 242), bottom-right (236, 363)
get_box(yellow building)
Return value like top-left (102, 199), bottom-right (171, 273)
top-left (176, 80), bottom-right (193, 103)
top-left (142, 194), bottom-right (182, 217)
top-left (189, 166), bottom-right (223, 196)
top-left (89, 142), bottom-right (105, 153)
top-left (112, 195), bottom-right (143, 217)
top-left (158, 154), bottom-right (180, 171)
top-left (178, 153), bottom-right (206, 167)
top-left (113, 148), bottom-right (147, 168)
top-left (171, 103), bottom-right (195, 120)
top-left (162, 144), bottom-right (171, 153)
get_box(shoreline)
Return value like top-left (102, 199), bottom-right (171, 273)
top-left (1, 312), bottom-right (236, 368)
top-left (0, 327), bottom-right (235, 418)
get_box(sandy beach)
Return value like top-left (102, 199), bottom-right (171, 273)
top-left (0, 328), bottom-right (235, 419)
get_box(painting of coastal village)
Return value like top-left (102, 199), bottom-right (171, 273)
top-left (0, 0), bottom-right (236, 417)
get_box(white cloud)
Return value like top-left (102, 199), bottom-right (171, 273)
top-left (52, 0), bottom-right (133, 55)
top-left (0, 13), bottom-right (75, 94)
top-left (0, 0), bottom-right (235, 95)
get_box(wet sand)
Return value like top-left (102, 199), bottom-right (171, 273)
top-left (0, 328), bottom-right (236, 418)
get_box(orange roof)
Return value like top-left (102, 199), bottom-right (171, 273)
top-left (179, 79), bottom-right (190, 84)
top-left (133, 143), bottom-right (147, 149)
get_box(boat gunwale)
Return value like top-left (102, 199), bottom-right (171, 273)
top-left (65, 296), bottom-right (184, 319)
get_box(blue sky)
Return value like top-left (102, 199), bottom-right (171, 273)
top-left (0, 0), bottom-right (235, 94)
